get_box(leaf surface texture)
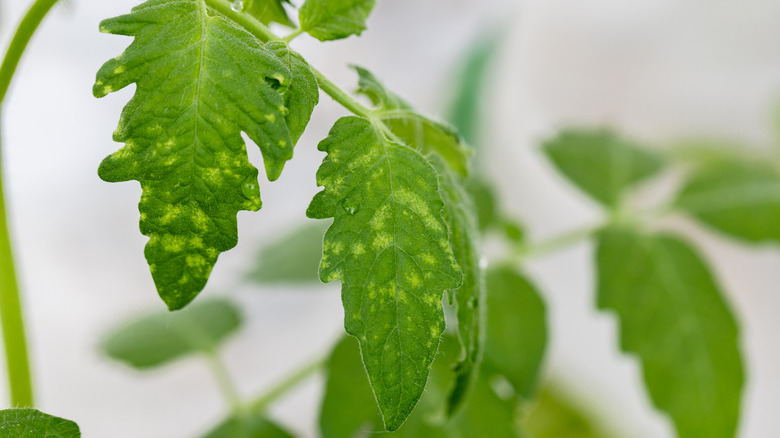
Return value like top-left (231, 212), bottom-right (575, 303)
top-left (0, 409), bottom-right (80, 438)
top-left (95, 0), bottom-right (314, 308)
top-left (307, 116), bottom-right (461, 430)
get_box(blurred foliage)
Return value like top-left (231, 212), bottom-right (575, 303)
top-left (246, 221), bottom-right (328, 285)
top-left (101, 298), bottom-right (242, 369)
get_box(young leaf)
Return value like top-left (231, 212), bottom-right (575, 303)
top-left (675, 159), bottom-right (780, 243)
top-left (353, 66), bottom-right (472, 177)
top-left (246, 221), bottom-right (328, 284)
top-left (0, 409), bottom-right (80, 438)
top-left (543, 129), bottom-right (664, 208)
top-left (483, 266), bottom-right (547, 398)
top-left (202, 413), bottom-right (295, 438)
top-left (299, 0), bottom-right (375, 41)
top-left (433, 158), bottom-right (484, 415)
top-left (596, 226), bottom-right (744, 438)
top-left (307, 116), bottom-right (462, 430)
top-left (96, 0), bottom-right (314, 309)
top-left (244, 0), bottom-right (293, 27)
top-left (102, 298), bottom-right (242, 369)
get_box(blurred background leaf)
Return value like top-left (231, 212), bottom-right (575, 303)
top-left (245, 221), bottom-right (328, 285)
top-left (543, 129), bottom-right (665, 208)
top-left (101, 298), bottom-right (242, 369)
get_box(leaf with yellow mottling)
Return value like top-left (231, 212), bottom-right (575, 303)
top-left (308, 116), bottom-right (462, 430)
top-left (95, 0), bottom-right (315, 309)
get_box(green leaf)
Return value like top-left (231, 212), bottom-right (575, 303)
top-left (299, 0), bottom-right (375, 41)
top-left (483, 266), bottom-right (547, 398)
top-left (464, 178), bottom-right (499, 232)
top-left (543, 129), bottom-right (665, 208)
top-left (319, 337), bottom-right (382, 438)
top-left (448, 32), bottom-right (503, 147)
top-left (102, 298), bottom-right (242, 369)
top-left (202, 413), bottom-right (295, 438)
top-left (0, 409), bottom-right (80, 438)
top-left (596, 226), bottom-right (744, 438)
top-left (246, 221), bottom-right (327, 284)
top-left (353, 66), bottom-right (472, 177)
top-left (433, 158), bottom-right (484, 415)
top-left (264, 42), bottom-right (319, 144)
top-left (96, 0), bottom-right (314, 309)
top-left (522, 384), bottom-right (613, 438)
top-left (244, 0), bottom-right (293, 27)
top-left (319, 336), bottom-right (521, 438)
top-left (307, 116), bottom-right (462, 430)
top-left (675, 159), bottom-right (780, 243)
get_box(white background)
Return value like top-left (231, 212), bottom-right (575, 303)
top-left (0, 0), bottom-right (779, 436)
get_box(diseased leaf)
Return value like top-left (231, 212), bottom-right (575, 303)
top-left (244, 0), bottom-right (293, 27)
top-left (483, 266), bottom-right (547, 398)
top-left (596, 226), bottom-right (744, 438)
top-left (522, 384), bottom-right (614, 438)
top-left (676, 159), bottom-right (780, 243)
top-left (299, 0), bottom-right (375, 41)
top-left (96, 0), bottom-right (314, 309)
top-left (307, 116), bottom-right (462, 430)
top-left (318, 336), bottom-right (520, 438)
top-left (543, 129), bottom-right (664, 208)
top-left (202, 413), bottom-right (295, 438)
top-left (433, 158), bottom-right (484, 415)
top-left (353, 66), bottom-right (472, 177)
top-left (0, 409), bottom-right (80, 438)
top-left (102, 298), bottom-right (241, 369)
top-left (265, 42), bottom-right (319, 144)
top-left (246, 221), bottom-right (327, 284)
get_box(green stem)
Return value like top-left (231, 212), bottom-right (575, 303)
top-left (517, 224), bottom-right (601, 260)
top-left (0, 0), bottom-right (60, 408)
top-left (282, 28), bottom-right (304, 44)
top-left (205, 0), bottom-right (375, 119)
top-left (249, 355), bottom-right (325, 413)
top-left (205, 353), bottom-right (245, 414)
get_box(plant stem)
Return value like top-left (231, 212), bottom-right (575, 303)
top-left (204, 353), bottom-right (245, 414)
top-left (0, 0), bottom-right (60, 408)
top-left (249, 355), bottom-right (325, 413)
top-left (282, 28), bottom-right (304, 43)
top-left (206, 0), bottom-right (374, 119)
top-left (517, 224), bottom-right (601, 260)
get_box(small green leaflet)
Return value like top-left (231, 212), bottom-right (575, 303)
top-left (102, 298), bottom-right (242, 369)
top-left (319, 336), bottom-right (521, 438)
top-left (307, 116), bottom-right (462, 430)
top-left (247, 221), bottom-right (328, 284)
top-left (543, 129), bottom-right (665, 208)
top-left (201, 413), bottom-right (295, 438)
top-left (244, 0), bottom-right (293, 27)
top-left (0, 409), bottom-right (80, 438)
top-left (596, 226), bottom-right (744, 438)
top-left (96, 0), bottom-right (316, 310)
top-left (433, 157), bottom-right (484, 415)
top-left (483, 266), bottom-right (547, 398)
top-left (354, 66), bottom-right (472, 177)
top-left (299, 0), bottom-right (376, 41)
top-left (676, 159), bottom-right (780, 243)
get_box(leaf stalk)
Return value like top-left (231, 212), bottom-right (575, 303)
top-left (0, 0), bottom-right (61, 408)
